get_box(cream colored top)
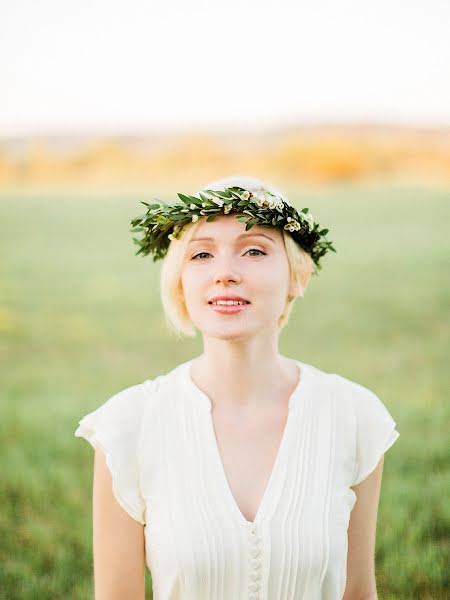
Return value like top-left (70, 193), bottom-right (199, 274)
top-left (74, 358), bottom-right (400, 600)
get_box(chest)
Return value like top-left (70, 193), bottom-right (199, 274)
top-left (211, 408), bottom-right (289, 523)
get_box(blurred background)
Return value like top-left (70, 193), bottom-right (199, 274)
top-left (1, 1), bottom-right (448, 598)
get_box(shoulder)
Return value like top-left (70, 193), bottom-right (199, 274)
top-left (300, 361), bottom-right (397, 427)
top-left (305, 362), bottom-right (382, 404)
top-left (85, 361), bottom-right (186, 418)
top-left (300, 360), bottom-right (369, 399)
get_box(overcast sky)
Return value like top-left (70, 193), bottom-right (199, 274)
top-left (1, 0), bottom-right (449, 136)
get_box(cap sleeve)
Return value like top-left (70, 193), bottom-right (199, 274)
top-left (74, 382), bottom-right (148, 524)
top-left (351, 384), bottom-right (400, 487)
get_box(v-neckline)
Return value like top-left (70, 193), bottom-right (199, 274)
top-left (182, 358), bottom-right (309, 527)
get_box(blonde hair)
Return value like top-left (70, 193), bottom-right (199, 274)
top-left (160, 176), bottom-right (314, 338)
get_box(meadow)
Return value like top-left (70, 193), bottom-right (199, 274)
top-left (0, 182), bottom-right (448, 599)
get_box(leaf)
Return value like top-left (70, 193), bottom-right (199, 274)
top-left (204, 189), bottom-right (226, 199)
top-left (245, 221), bottom-right (256, 231)
top-left (300, 208), bottom-right (309, 213)
top-left (130, 226), bottom-right (144, 232)
top-left (320, 228), bottom-right (329, 235)
top-left (177, 193), bottom-right (192, 204)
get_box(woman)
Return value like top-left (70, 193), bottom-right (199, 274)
top-left (75, 175), bottom-right (400, 600)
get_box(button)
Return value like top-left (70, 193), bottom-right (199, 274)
top-left (249, 595), bottom-right (258, 600)
top-left (250, 558), bottom-right (261, 569)
top-left (249, 570), bottom-right (259, 581)
top-left (249, 547), bottom-right (261, 557)
top-left (249, 582), bottom-right (260, 592)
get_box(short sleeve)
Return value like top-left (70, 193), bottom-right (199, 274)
top-left (74, 382), bottom-right (147, 524)
top-left (351, 384), bottom-right (400, 486)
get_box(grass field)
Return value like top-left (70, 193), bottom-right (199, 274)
top-left (0, 182), bottom-right (448, 599)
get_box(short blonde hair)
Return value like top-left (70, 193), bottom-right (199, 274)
top-left (159, 176), bottom-right (314, 338)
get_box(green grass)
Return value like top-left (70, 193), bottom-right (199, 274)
top-left (0, 182), bottom-right (449, 599)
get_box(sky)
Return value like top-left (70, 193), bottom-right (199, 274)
top-left (1, 0), bottom-right (449, 136)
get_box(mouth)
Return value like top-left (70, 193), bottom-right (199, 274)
top-left (208, 299), bottom-right (251, 314)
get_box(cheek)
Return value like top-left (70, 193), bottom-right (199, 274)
top-left (181, 268), bottom-right (205, 304)
top-left (248, 260), bottom-right (290, 295)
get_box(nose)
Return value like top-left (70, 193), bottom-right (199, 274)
top-left (214, 269), bottom-right (242, 285)
top-left (213, 256), bottom-right (242, 285)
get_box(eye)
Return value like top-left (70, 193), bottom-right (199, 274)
top-left (191, 248), bottom-right (267, 260)
top-left (245, 248), bottom-right (266, 257)
top-left (191, 251), bottom-right (211, 260)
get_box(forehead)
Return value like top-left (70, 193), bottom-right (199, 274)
top-left (189, 215), bottom-right (282, 244)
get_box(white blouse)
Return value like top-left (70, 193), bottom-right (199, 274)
top-left (74, 358), bottom-right (400, 600)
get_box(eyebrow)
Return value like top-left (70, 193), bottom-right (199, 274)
top-left (188, 233), bottom-right (276, 245)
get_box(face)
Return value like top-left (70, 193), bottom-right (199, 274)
top-left (180, 215), bottom-right (292, 340)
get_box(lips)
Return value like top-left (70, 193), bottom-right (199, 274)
top-left (208, 295), bottom-right (251, 304)
top-left (209, 300), bottom-right (251, 314)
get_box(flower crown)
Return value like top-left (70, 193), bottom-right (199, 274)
top-left (130, 186), bottom-right (336, 274)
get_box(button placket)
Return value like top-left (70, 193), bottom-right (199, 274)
top-left (246, 523), bottom-right (262, 599)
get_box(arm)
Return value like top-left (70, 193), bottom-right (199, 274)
top-left (92, 448), bottom-right (146, 600)
top-left (342, 455), bottom-right (384, 600)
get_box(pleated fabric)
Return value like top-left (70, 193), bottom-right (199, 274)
top-left (74, 358), bottom-right (400, 600)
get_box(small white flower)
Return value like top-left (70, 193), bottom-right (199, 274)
top-left (223, 203), bottom-right (233, 214)
top-left (252, 190), bottom-right (267, 204)
top-left (241, 190), bottom-right (251, 199)
top-left (202, 202), bottom-right (207, 208)
top-left (192, 214), bottom-right (199, 222)
top-left (190, 203), bottom-right (197, 210)
top-left (168, 233), bottom-right (175, 241)
top-left (287, 216), bottom-right (292, 222)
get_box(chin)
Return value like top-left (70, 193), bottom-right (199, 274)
top-left (196, 319), bottom-right (264, 341)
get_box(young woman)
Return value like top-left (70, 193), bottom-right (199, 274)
top-left (75, 175), bottom-right (400, 600)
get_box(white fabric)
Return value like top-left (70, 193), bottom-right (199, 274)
top-left (74, 359), bottom-right (400, 600)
